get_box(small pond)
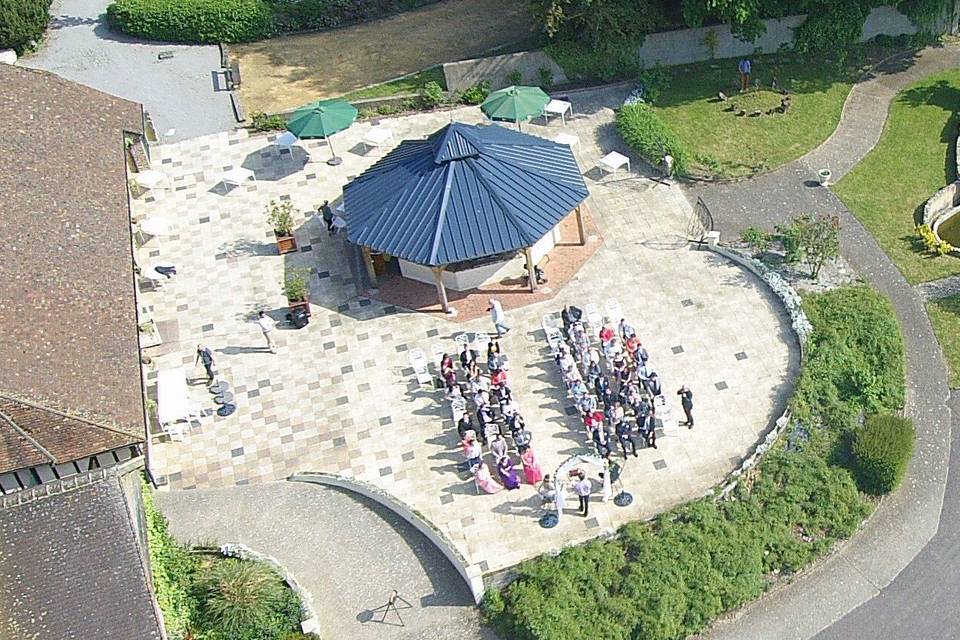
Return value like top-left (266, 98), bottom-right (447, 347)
top-left (938, 212), bottom-right (960, 247)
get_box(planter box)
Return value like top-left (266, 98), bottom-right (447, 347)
top-left (288, 299), bottom-right (311, 317)
top-left (276, 234), bottom-right (298, 255)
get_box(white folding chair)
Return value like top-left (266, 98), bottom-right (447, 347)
top-left (161, 421), bottom-right (189, 442)
top-left (585, 303), bottom-right (602, 330)
top-left (409, 349), bottom-right (433, 385)
top-left (545, 327), bottom-right (564, 353)
top-left (472, 332), bottom-right (490, 353)
top-left (605, 298), bottom-right (623, 323)
top-left (430, 343), bottom-right (447, 370)
top-left (455, 333), bottom-right (471, 349)
top-left (450, 396), bottom-right (467, 420)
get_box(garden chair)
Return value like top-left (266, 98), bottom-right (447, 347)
top-left (409, 349), bottom-right (432, 385)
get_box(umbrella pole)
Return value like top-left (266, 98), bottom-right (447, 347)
top-left (327, 135), bottom-right (343, 166)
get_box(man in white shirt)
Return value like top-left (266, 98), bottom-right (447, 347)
top-left (257, 310), bottom-right (277, 353)
top-left (487, 298), bottom-right (509, 337)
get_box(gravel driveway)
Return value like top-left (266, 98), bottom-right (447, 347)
top-left (22, 0), bottom-right (236, 141)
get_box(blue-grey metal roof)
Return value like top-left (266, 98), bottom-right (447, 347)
top-left (343, 122), bottom-right (589, 266)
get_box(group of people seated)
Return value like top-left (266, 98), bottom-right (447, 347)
top-left (439, 340), bottom-right (545, 495)
top-left (554, 304), bottom-right (665, 461)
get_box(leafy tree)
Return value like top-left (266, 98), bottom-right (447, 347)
top-left (532, 0), bottom-right (669, 44)
top-left (0, 0), bottom-right (53, 54)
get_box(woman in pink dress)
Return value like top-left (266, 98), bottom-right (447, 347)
top-left (521, 446), bottom-right (544, 484)
top-left (473, 461), bottom-right (504, 494)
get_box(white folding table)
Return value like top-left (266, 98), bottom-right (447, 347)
top-left (157, 367), bottom-right (196, 437)
top-left (543, 99), bottom-right (572, 126)
top-left (135, 169), bottom-right (169, 190)
top-left (363, 126), bottom-right (395, 153)
top-left (554, 133), bottom-right (580, 150)
top-left (221, 167), bottom-right (256, 194)
top-left (599, 151), bottom-right (631, 176)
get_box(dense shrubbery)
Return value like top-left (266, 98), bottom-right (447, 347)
top-left (486, 286), bottom-right (905, 640)
top-left (143, 479), bottom-right (306, 639)
top-left (0, 0), bottom-right (53, 54)
top-left (793, 286), bottom-right (905, 435)
top-left (267, 0), bottom-right (431, 33)
top-left (854, 414), bottom-right (916, 494)
top-left (106, 0), bottom-right (436, 43)
top-left (616, 103), bottom-right (690, 175)
top-left (106, 0), bottom-right (273, 43)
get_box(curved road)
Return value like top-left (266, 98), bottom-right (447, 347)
top-left (690, 44), bottom-right (960, 640)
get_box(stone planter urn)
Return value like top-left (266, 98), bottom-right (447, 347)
top-left (818, 168), bottom-right (831, 186)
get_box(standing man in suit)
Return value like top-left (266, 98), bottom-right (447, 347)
top-left (678, 385), bottom-right (694, 428)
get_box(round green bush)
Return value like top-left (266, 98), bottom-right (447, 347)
top-left (1, 0), bottom-right (53, 54)
top-left (106, 0), bottom-right (273, 44)
top-left (615, 102), bottom-right (690, 176)
top-left (853, 413), bottom-right (915, 494)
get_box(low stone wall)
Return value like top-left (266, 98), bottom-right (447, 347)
top-left (446, 6), bottom-right (920, 93)
top-left (288, 472), bottom-right (485, 603)
top-left (705, 244), bottom-right (808, 499)
top-left (443, 51), bottom-right (567, 93)
top-left (923, 181), bottom-right (960, 225)
top-left (219, 543), bottom-right (322, 636)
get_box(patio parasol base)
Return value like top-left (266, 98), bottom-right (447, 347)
top-left (327, 157), bottom-right (343, 166)
top-left (613, 491), bottom-right (634, 507)
top-left (539, 513), bottom-right (559, 529)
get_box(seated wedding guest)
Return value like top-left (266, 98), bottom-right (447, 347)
top-left (521, 446), bottom-right (545, 484)
top-left (617, 419), bottom-right (640, 458)
top-left (473, 461), bottom-right (504, 494)
top-left (490, 432), bottom-right (508, 461)
top-left (609, 402), bottom-right (626, 428)
top-left (625, 383), bottom-right (642, 409)
top-left (557, 347), bottom-right (576, 371)
top-left (639, 412), bottom-right (657, 449)
top-left (440, 352), bottom-right (455, 375)
top-left (505, 407), bottom-right (525, 435)
top-left (497, 455), bottom-right (521, 490)
top-left (586, 358), bottom-right (602, 384)
top-left (577, 391), bottom-right (598, 417)
top-left (462, 434), bottom-right (483, 468)
top-left (494, 384), bottom-right (513, 413)
top-left (612, 352), bottom-right (630, 383)
top-left (457, 411), bottom-right (474, 440)
top-left (445, 382), bottom-right (464, 402)
top-left (491, 367), bottom-right (508, 387)
top-left (459, 342), bottom-right (476, 369)
top-left (443, 367), bottom-right (458, 392)
top-left (592, 426), bottom-right (612, 460)
top-left (570, 377), bottom-right (589, 400)
top-left (599, 324), bottom-right (616, 344)
top-left (646, 371), bottom-right (662, 398)
top-left (474, 388), bottom-right (490, 409)
top-left (470, 373), bottom-right (490, 395)
top-left (618, 318), bottom-right (636, 341)
top-left (487, 340), bottom-right (501, 360)
top-left (634, 395), bottom-right (652, 425)
top-left (561, 305), bottom-right (583, 330)
top-left (514, 425), bottom-right (533, 453)
top-left (634, 340), bottom-right (650, 365)
top-left (584, 408), bottom-right (605, 435)
top-left (625, 335), bottom-right (641, 360)
top-left (595, 374), bottom-right (610, 400)
top-left (465, 358), bottom-right (481, 382)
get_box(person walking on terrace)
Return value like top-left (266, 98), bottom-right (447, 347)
top-left (257, 311), bottom-right (277, 353)
top-left (678, 384), bottom-right (694, 428)
top-left (195, 344), bottom-right (215, 384)
top-left (488, 298), bottom-right (510, 337)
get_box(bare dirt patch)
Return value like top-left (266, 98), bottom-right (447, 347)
top-left (235, 0), bottom-right (532, 113)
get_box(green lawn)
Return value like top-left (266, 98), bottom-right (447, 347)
top-left (651, 53), bottom-right (865, 177)
top-left (834, 69), bottom-right (960, 284)
top-left (340, 66), bottom-right (446, 101)
top-left (927, 294), bottom-right (960, 388)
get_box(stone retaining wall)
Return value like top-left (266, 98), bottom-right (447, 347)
top-left (443, 51), bottom-right (567, 93)
top-left (288, 472), bottom-right (485, 603)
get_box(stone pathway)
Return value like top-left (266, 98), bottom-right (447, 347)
top-left (157, 481), bottom-right (495, 640)
top-left (139, 86), bottom-right (796, 581)
top-left (22, 0), bottom-right (235, 141)
top-left (915, 274), bottom-right (960, 300)
top-left (687, 42), bottom-right (960, 640)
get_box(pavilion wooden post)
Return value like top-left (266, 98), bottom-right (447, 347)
top-left (574, 204), bottom-right (586, 246)
top-left (524, 247), bottom-right (537, 293)
top-left (361, 246), bottom-right (378, 288)
top-left (432, 266), bottom-right (451, 314)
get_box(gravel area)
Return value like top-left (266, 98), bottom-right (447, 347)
top-left (21, 0), bottom-right (236, 141)
top-left (157, 482), bottom-right (497, 640)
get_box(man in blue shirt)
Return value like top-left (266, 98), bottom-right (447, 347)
top-left (739, 58), bottom-right (752, 92)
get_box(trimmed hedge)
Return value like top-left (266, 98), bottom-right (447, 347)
top-left (486, 285), bottom-right (906, 640)
top-left (106, 0), bottom-right (273, 44)
top-left (615, 102), bottom-right (690, 176)
top-left (854, 413), bottom-right (916, 494)
top-left (267, 0), bottom-right (434, 33)
top-left (0, 0), bottom-right (53, 54)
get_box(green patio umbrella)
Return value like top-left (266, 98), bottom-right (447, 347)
top-left (286, 99), bottom-right (358, 165)
top-left (481, 85), bottom-right (549, 131)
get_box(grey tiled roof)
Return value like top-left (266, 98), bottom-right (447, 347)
top-left (0, 65), bottom-right (147, 468)
top-left (0, 474), bottom-right (163, 639)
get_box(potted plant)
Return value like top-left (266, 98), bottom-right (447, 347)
top-left (818, 168), bottom-right (831, 186)
top-left (282, 268), bottom-right (312, 316)
top-left (266, 199), bottom-right (298, 254)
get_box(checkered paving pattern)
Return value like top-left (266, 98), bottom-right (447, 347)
top-left (137, 88), bottom-right (797, 576)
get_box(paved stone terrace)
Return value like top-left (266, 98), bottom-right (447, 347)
top-left (138, 91), bottom-right (797, 577)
